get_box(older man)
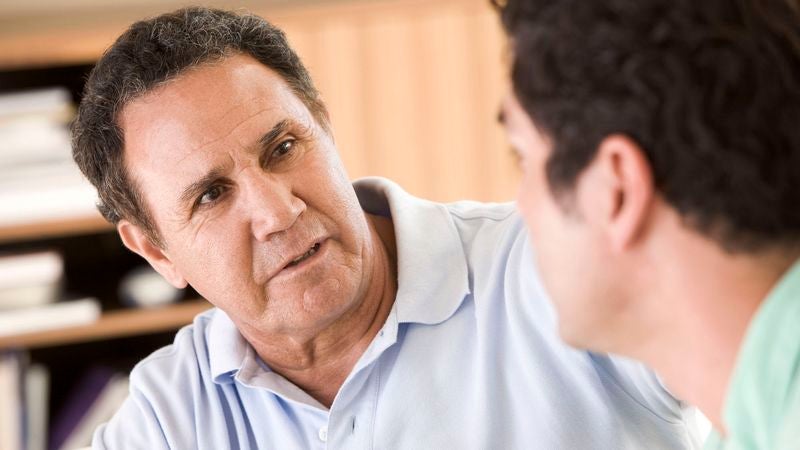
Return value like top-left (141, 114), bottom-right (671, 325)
top-left (495, 0), bottom-right (800, 449)
top-left (73, 7), bottom-right (699, 449)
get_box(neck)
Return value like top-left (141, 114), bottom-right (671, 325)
top-left (626, 236), bottom-right (798, 433)
top-left (254, 214), bottom-right (397, 408)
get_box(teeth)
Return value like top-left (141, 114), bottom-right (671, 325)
top-left (288, 243), bottom-right (320, 266)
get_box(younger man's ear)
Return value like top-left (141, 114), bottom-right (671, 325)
top-left (584, 134), bottom-right (654, 252)
top-left (117, 220), bottom-right (188, 289)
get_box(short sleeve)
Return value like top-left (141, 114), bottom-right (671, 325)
top-left (92, 385), bottom-right (170, 450)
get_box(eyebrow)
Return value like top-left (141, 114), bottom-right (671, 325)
top-left (176, 119), bottom-right (293, 209)
top-left (257, 119), bottom-right (291, 167)
top-left (177, 165), bottom-right (227, 208)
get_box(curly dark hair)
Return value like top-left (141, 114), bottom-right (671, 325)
top-left (495, 0), bottom-right (800, 252)
top-left (71, 7), bottom-right (328, 246)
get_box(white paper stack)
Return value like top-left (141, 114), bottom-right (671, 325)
top-left (0, 298), bottom-right (101, 338)
top-left (0, 251), bottom-right (63, 310)
top-left (0, 87), bottom-right (99, 227)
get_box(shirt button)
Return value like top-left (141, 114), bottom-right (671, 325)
top-left (318, 425), bottom-right (328, 442)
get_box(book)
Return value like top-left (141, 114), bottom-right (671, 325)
top-left (0, 88), bottom-right (74, 170)
top-left (0, 88), bottom-right (73, 121)
top-left (0, 251), bottom-right (62, 290)
top-left (0, 175), bottom-right (99, 227)
top-left (0, 251), bottom-right (63, 310)
top-left (24, 364), bottom-right (49, 450)
top-left (0, 352), bottom-right (22, 450)
top-left (48, 367), bottom-right (124, 450)
top-left (0, 298), bottom-right (100, 338)
top-left (0, 118), bottom-right (73, 168)
top-left (58, 374), bottom-right (128, 450)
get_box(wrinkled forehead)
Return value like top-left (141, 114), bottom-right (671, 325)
top-left (120, 54), bottom-right (309, 158)
top-left (128, 55), bottom-right (310, 137)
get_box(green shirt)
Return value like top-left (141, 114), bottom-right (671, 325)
top-left (705, 259), bottom-right (800, 450)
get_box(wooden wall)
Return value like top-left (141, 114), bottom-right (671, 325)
top-left (275, 0), bottom-right (517, 202)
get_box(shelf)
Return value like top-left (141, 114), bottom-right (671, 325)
top-left (0, 214), bottom-right (113, 245)
top-left (0, 299), bottom-right (212, 350)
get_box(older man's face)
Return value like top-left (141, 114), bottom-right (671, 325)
top-left (120, 54), bottom-right (371, 337)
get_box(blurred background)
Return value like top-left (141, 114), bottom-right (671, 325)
top-left (0, 0), bottom-right (514, 449)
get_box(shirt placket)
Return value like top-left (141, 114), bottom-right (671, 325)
top-left (325, 319), bottom-right (399, 449)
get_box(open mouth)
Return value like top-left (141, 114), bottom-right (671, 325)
top-left (285, 242), bottom-right (321, 269)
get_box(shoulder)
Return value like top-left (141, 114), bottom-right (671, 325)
top-left (438, 200), bottom-right (564, 350)
top-left (92, 308), bottom-right (219, 448)
top-left (128, 307), bottom-right (216, 391)
top-left (443, 200), bottom-right (543, 306)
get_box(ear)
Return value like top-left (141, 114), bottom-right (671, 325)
top-left (579, 134), bottom-right (654, 252)
top-left (117, 220), bottom-right (188, 289)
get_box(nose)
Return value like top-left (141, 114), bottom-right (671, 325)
top-left (242, 171), bottom-right (306, 242)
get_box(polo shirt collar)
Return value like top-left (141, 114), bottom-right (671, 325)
top-left (353, 177), bottom-right (471, 325)
top-left (208, 177), bottom-right (471, 381)
top-left (208, 308), bottom-right (248, 383)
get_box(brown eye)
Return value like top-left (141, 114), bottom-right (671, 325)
top-left (273, 139), bottom-right (295, 158)
top-left (199, 185), bottom-right (225, 205)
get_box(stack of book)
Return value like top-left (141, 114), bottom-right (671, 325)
top-left (0, 251), bottom-right (63, 311)
top-left (0, 251), bottom-right (100, 338)
top-left (0, 87), bottom-right (99, 228)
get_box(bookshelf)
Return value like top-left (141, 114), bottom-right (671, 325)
top-left (0, 212), bottom-right (207, 448)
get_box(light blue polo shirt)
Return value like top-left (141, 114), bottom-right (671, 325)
top-left (93, 177), bottom-right (700, 449)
